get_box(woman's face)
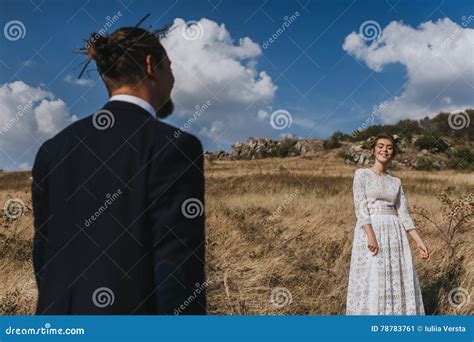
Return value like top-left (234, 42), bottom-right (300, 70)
top-left (373, 138), bottom-right (394, 164)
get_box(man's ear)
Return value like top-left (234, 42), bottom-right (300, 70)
top-left (146, 54), bottom-right (156, 77)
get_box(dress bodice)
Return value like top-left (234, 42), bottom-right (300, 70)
top-left (353, 168), bottom-right (415, 231)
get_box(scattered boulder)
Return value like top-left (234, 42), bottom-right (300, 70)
top-left (204, 150), bottom-right (229, 161)
top-left (230, 137), bottom-right (324, 159)
top-left (346, 144), bottom-right (372, 165)
top-left (294, 139), bottom-right (324, 155)
top-left (206, 134), bottom-right (464, 170)
top-left (231, 137), bottom-right (279, 159)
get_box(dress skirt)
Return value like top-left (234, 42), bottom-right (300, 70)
top-left (346, 214), bottom-right (425, 315)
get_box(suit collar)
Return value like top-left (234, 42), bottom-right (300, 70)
top-left (108, 94), bottom-right (156, 117)
top-left (102, 100), bottom-right (156, 120)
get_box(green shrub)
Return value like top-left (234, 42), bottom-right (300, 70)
top-left (276, 138), bottom-right (298, 157)
top-left (323, 132), bottom-right (342, 149)
top-left (414, 135), bottom-right (449, 152)
top-left (447, 147), bottom-right (474, 170)
top-left (415, 157), bottom-right (438, 171)
top-left (338, 151), bottom-right (353, 161)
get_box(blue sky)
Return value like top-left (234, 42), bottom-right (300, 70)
top-left (1, 0), bottom-right (473, 170)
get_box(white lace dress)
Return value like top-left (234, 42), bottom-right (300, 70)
top-left (346, 168), bottom-right (425, 315)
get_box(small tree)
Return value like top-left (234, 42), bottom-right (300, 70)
top-left (413, 188), bottom-right (473, 259)
top-left (323, 132), bottom-right (342, 149)
top-left (414, 134), bottom-right (449, 153)
top-left (447, 147), bottom-right (474, 171)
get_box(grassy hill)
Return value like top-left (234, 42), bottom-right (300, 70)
top-left (214, 110), bottom-right (474, 172)
top-left (1, 151), bottom-right (472, 315)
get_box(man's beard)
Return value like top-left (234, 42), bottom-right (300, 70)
top-left (155, 98), bottom-right (174, 119)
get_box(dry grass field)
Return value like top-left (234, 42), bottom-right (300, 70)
top-left (1, 150), bottom-right (473, 315)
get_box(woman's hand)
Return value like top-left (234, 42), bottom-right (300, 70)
top-left (407, 229), bottom-right (430, 260)
top-left (367, 233), bottom-right (379, 256)
top-left (417, 240), bottom-right (430, 259)
top-left (363, 224), bottom-right (379, 256)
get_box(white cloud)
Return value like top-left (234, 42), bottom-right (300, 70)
top-left (161, 18), bottom-right (278, 147)
top-left (293, 116), bottom-right (316, 129)
top-left (257, 109), bottom-right (269, 121)
top-left (18, 162), bottom-right (31, 171)
top-left (34, 98), bottom-right (75, 135)
top-left (64, 74), bottom-right (94, 87)
top-left (343, 18), bottom-right (474, 122)
top-left (0, 81), bottom-right (78, 170)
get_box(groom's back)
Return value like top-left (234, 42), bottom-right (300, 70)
top-left (32, 100), bottom-right (206, 314)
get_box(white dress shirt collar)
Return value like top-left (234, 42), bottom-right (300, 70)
top-left (109, 94), bottom-right (156, 117)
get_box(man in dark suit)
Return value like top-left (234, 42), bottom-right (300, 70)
top-left (31, 27), bottom-right (206, 314)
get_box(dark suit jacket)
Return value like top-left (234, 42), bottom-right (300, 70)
top-left (31, 100), bottom-right (206, 314)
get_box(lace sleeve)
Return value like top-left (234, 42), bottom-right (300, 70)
top-left (353, 169), bottom-right (371, 228)
top-left (396, 183), bottom-right (416, 231)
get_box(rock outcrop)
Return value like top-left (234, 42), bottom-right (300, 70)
top-left (345, 144), bottom-right (373, 166)
top-left (203, 134), bottom-right (465, 171)
top-left (229, 137), bottom-right (324, 160)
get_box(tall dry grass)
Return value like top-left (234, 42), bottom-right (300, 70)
top-left (0, 152), bottom-right (472, 315)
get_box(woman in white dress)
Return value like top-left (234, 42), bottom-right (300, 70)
top-left (346, 133), bottom-right (430, 315)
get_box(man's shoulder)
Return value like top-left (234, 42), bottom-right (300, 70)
top-left (152, 120), bottom-right (203, 154)
top-left (36, 116), bottom-right (88, 158)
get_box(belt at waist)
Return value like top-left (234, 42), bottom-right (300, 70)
top-left (368, 207), bottom-right (398, 216)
